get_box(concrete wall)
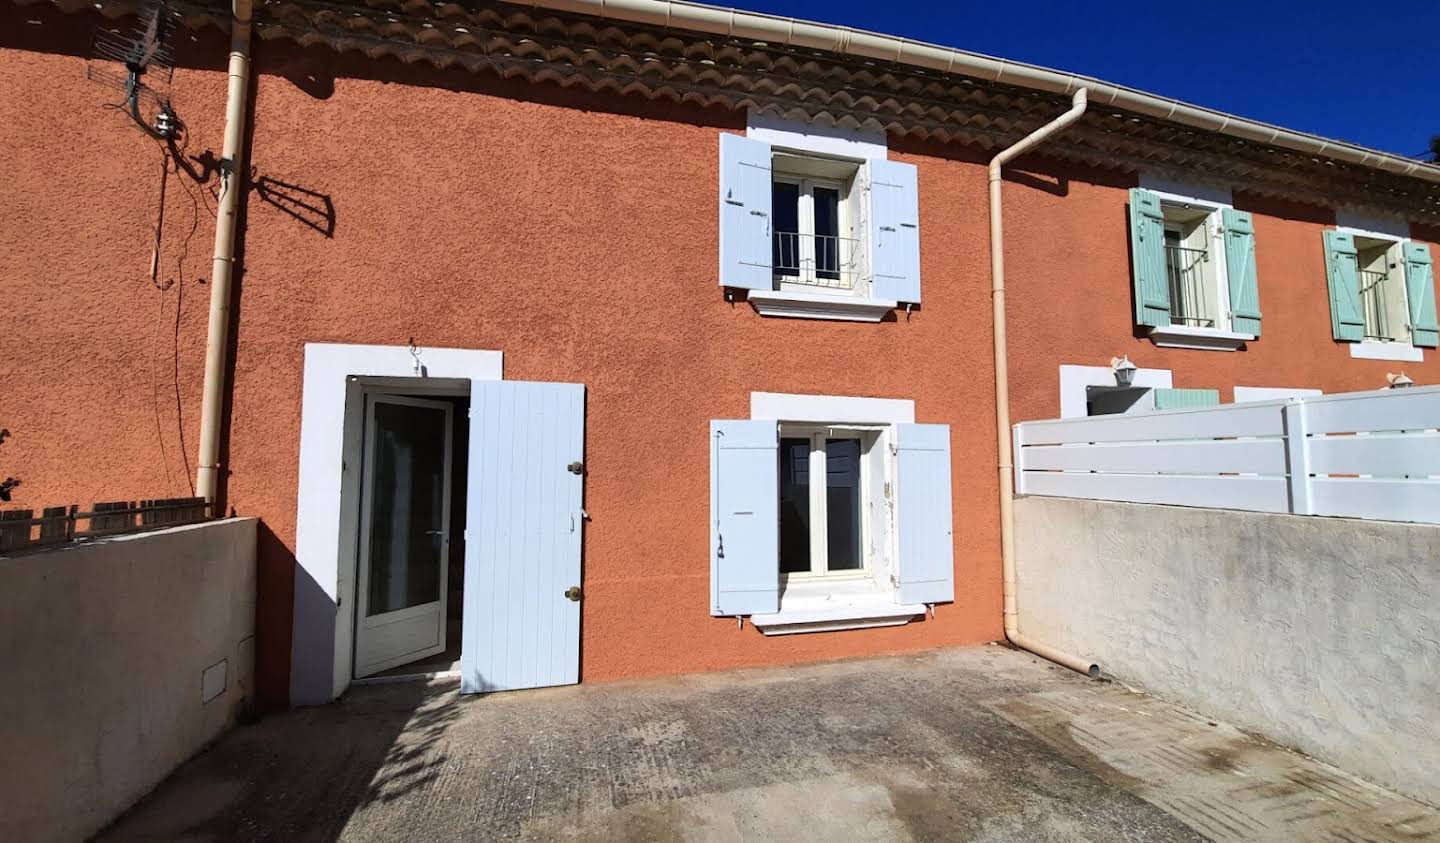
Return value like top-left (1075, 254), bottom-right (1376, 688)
top-left (1015, 496), bottom-right (1440, 805)
top-left (0, 519), bottom-right (258, 843)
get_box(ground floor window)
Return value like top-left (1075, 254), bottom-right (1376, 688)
top-left (778, 427), bottom-right (866, 577)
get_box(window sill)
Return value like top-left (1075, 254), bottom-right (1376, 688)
top-left (750, 578), bottom-right (924, 636)
top-left (1148, 324), bottom-right (1253, 351)
top-left (1348, 341), bottom-right (1423, 362)
top-left (748, 290), bottom-right (898, 323)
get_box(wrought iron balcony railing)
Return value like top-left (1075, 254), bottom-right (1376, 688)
top-left (1359, 269), bottom-right (1392, 341)
top-left (773, 231), bottom-right (860, 290)
top-left (1164, 244), bottom-right (1214, 327)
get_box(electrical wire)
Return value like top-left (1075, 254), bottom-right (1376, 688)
top-left (143, 125), bottom-right (209, 497)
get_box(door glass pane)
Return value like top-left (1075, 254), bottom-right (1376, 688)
top-left (778, 437), bottom-right (812, 574)
top-left (367, 402), bottom-right (448, 616)
top-left (825, 438), bottom-right (862, 571)
top-left (772, 181), bottom-right (801, 278)
top-left (813, 186), bottom-right (841, 281)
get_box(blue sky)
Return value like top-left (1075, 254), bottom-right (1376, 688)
top-left (726, 0), bottom-right (1438, 160)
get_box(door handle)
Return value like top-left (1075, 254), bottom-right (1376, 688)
top-left (564, 586), bottom-right (582, 602)
top-left (425, 529), bottom-right (444, 536)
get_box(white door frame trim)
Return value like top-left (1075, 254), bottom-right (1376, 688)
top-left (291, 343), bottom-right (502, 706)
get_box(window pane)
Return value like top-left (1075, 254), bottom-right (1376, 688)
top-left (825, 438), bottom-right (862, 571)
top-left (778, 437), bottom-right (812, 574)
top-left (367, 402), bottom-right (448, 615)
top-left (772, 181), bottom-right (800, 278)
top-left (813, 186), bottom-right (841, 280)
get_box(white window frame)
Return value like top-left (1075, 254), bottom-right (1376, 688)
top-left (747, 392), bottom-right (924, 635)
top-left (771, 170), bottom-right (857, 293)
top-left (1155, 195), bottom-right (1233, 330)
top-left (745, 112), bottom-right (900, 323)
top-left (1344, 229), bottom-right (1410, 345)
top-left (1334, 220), bottom-right (1422, 362)
top-left (1161, 212), bottom-right (1223, 329)
top-left (779, 424), bottom-right (872, 581)
top-left (1140, 181), bottom-right (1255, 351)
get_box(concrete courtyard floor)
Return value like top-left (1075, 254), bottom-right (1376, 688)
top-left (100, 646), bottom-right (1439, 842)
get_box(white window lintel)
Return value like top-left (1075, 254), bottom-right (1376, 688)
top-left (1138, 175), bottom-right (1234, 210)
top-left (1334, 210), bottom-right (1411, 241)
top-left (751, 391), bottom-right (915, 425)
top-left (747, 109), bottom-right (888, 161)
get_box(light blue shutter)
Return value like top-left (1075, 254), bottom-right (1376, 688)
top-left (1129, 188), bottom-right (1170, 327)
top-left (1222, 208), bottom-right (1262, 336)
top-left (461, 380), bottom-right (585, 694)
top-left (1323, 230), bottom-right (1365, 342)
top-left (718, 133), bottom-right (773, 290)
top-left (710, 420), bottom-right (779, 615)
top-left (894, 423), bottom-right (954, 605)
top-left (1403, 241), bottom-right (1438, 348)
top-left (869, 159), bottom-right (921, 303)
top-left (1152, 388), bottom-right (1220, 410)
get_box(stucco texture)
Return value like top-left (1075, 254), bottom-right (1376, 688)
top-left (2, 7), bottom-right (1002, 708)
top-left (1014, 496), bottom-right (1440, 806)
top-left (1001, 167), bottom-right (1440, 425)
top-left (5, 4), bottom-right (1440, 709)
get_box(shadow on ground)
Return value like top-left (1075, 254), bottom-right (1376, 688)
top-left (99, 680), bottom-right (461, 841)
top-left (97, 646), bottom-right (1440, 842)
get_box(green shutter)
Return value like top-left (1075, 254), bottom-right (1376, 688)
top-left (1323, 230), bottom-right (1364, 342)
top-left (1222, 209), bottom-right (1261, 337)
top-left (1153, 388), bottom-right (1220, 410)
top-left (1403, 241), bottom-right (1438, 348)
top-left (1129, 188), bottom-right (1170, 327)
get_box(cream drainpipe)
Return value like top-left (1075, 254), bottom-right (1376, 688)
top-left (195, 0), bottom-right (253, 504)
top-left (990, 88), bottom-right (1099, 677)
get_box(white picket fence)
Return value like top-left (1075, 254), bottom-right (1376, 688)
top-left (1014, 386), bottom-right (1440, 524)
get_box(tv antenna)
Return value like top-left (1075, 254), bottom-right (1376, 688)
top-left (87, 3), bottom-right (181, 140)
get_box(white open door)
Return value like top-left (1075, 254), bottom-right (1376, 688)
top-left (354, 394), bottom-right (453, 678)
top-left (461, 380), bottom-right (585, 694)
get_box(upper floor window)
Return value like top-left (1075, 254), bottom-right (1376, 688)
top-left (771, 155), bottom-right (860, 292)
top-left (1129, 187), bottom-right (1261, 351)
top-left (1162, 206), bottom-right (1220, 328)
top-left (1355, 237), bottom-right (1406, 343)
top-left (1324, 228), bottom-right (1437, 358)
top-left (719, 132), bottom-right (921, 321)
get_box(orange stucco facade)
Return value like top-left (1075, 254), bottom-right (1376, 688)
top-left (4, 5), bottom-right (1438, 709)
